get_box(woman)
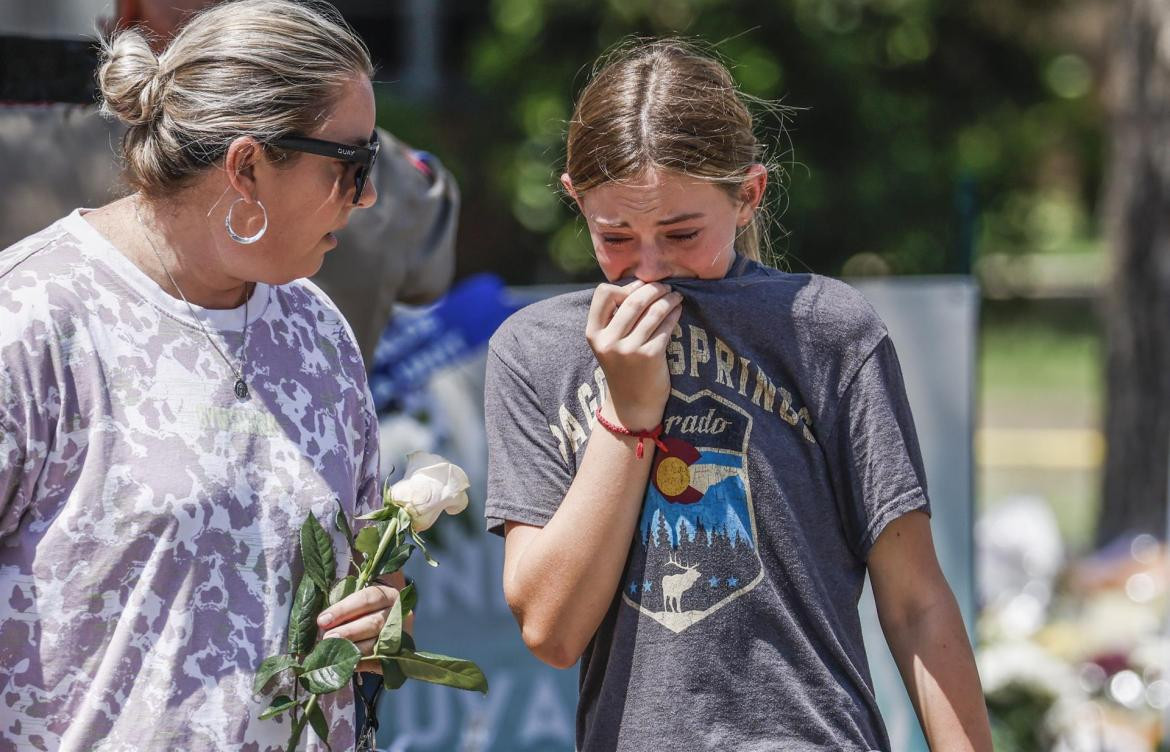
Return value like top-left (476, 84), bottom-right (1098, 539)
top-left (485, 40), bottom-right (993, 750)
top-left (0, 2), bottom-right (400, 749)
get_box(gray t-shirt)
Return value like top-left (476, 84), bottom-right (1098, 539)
top-left (0, 212), bottom-right (379, 751)
top-left (484, 255), bottom-right (930, 752)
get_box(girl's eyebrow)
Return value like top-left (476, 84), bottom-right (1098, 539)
top-left (597, 212), bottom-right (705, 228)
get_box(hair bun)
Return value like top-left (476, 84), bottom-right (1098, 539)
top-left (98, 30), bottom-right (164, 127)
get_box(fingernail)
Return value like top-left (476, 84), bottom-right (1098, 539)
top-left (322, 632), bottom-right (337, 640)
top-left (317, 612), bottom-right (332, 627)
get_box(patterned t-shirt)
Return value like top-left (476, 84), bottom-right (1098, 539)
top-left (0, 211), bottom-right (379, 751)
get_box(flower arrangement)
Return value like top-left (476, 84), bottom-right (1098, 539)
top-left (254, 453), bottom-right (488, 750)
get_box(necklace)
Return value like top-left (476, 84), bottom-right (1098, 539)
top-left (133, 200), bottom-right (252, 401)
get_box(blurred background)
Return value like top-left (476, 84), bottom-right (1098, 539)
top-left (2, 0), bottom-right (1167, 750)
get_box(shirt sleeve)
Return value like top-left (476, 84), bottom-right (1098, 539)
top-left (0, 403), bottom-right (28, 539)
top-left (823, 335), bottom-right (931, 559)
top-left (483, 335), bottom-right (574, 537)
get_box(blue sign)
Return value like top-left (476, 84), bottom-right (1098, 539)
top-left (368, 274), bottom-right (521, 411)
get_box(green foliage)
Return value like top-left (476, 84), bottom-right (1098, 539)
top-left (306, 702), bottom-right (331, 750)
top-left (259, 695), bottom-right (298, 721)
top-left (386, 649), bottom-right (490, 694)
top-left (380, 658), bottom-right (408, 690)
top-left (300, 514), bottom-right (335, 593)
top-left (287, 577), bottom-right (323, 656)
top-left (376, 543), bottom-right (413, 577)
top-left (353, 522), bottom-right (388, 558)
top-left (259, 493), bottom-right (485, 751)
top-left (300, 638), bottom-right (363, 695)
top-left (377, 0), bottom-right (1103, 281)
top-left (986, 682), bottom-right (1057, 752)
top-left (254, 654), bottom-right (300, 695)
top-left (333, 500), bottom-right (354, 552)
top-left (399, 582), bottom-right (417, 614)
top-left (375, 596), bottom-right (404, 656)
top-left (327, 576), bottom-right (357, 607)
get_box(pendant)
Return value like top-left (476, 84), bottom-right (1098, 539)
top-left (234, 378), bottom-right (249, 400)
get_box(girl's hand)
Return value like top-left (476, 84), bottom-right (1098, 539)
top-left (316, 584), bottom-right (409, 673)
top-left (586, 280), bottom-right (683, 430)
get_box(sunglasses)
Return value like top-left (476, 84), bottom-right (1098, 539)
top-left (270, 130), bottom-right (380, 205)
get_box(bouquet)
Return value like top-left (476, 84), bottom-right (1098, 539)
top-left (254, 452), bottom-right (488, 751)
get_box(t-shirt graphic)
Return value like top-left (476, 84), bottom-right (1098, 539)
top-left (623, 389), bottom-right (763, 633)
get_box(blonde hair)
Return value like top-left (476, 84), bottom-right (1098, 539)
top-left (98, 0), bottom-right (373, 197)
top-left (565, 39), bottom-right (787, 263)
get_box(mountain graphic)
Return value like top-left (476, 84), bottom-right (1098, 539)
top-left (640, 474), bottom-right (754, 549)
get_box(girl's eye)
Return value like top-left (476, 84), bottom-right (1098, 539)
top-left (602, 236), bottom-right (632, 245)
top-left (667, 230), bottom-right (700, 242)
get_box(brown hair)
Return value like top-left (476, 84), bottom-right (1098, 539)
top-left (98, 0), bottom-right (373, 197)
top-left (565, 39), bottom-right (785, 262)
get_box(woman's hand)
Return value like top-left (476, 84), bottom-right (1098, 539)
top-left (316, 583), bottom-right (410, 673)
top-left (586, 280), bottom-right (683, 429)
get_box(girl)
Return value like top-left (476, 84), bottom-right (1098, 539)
top-left (484, 40), bottom-right (991, 751)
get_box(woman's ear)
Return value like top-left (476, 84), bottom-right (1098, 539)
top-left (737, 164), bottom-right (768, 226)
top-left (223, 136), bottom-right (263, 203)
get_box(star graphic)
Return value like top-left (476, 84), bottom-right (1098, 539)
top-left (726, 577), bottom-right (739, 588)
top-left (629, 581), bottom-right (639, 594)
top-left (708, 576), bottom-right (720, 588)
top-left (642, 580), bottom-right (653, 593)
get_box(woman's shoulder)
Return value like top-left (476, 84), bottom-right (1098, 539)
top-left (0, 215), bottom-right (94, 330)
top-left (0, 214), bottom-right (87, 281)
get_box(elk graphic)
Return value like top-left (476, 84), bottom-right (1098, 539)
top-left (661, 553), bottom-right (701, 613)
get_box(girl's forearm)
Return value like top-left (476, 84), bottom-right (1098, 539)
top-left (883, 595), bottom-right (993, 751)
top-left (504, 426), bottom-right (653, 668)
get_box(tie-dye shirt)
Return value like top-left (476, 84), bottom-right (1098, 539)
top-left (0, 211), bottom-right (379, 751)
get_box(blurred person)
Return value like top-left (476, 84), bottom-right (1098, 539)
top-left (0, 0), bottom-right (458, 364)
top-left (485, 40), bottom-right (993, 751)
top-left (0, 2), bottom-right (406, 748)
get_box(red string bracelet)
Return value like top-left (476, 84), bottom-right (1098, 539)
top-left (594, 408), bottom-right (670, 459)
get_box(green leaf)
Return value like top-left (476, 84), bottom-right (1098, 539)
top-left (327, 575), bottom-right (357, 607)
top-left (356, 505), bottom-right (397, 522)
top-left (300, 513), bottom-right (336, 593)
top-left (399, 582), bottom-right (417, 614)
top-left (259, 694), bottom-right (297, 720)
top-left (375, 543), bottom-right (413, 576)
top-left (301, 638), bottom-right (362, 694)
top-left (287, 576), bottom-right (323, 656)
top-left (374, 593), bottom-right (403, 656)
top-left (389, 649), bottom-right (488, 693)
top-left (307, 701), bottom-right (332, 750)
top-left (353, 521), bottom-right (388, 557)
top-left (254, 654), bottom-right (300, 694)
top-left (409, 527), bottom-right (439, 568)
top-left (380, 658), bottom-right (407, 690)
top-left (334, 499), bottom-right (354, 550)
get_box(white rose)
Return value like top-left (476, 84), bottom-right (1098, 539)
top-left (389, 451), bottom-right (470, 532)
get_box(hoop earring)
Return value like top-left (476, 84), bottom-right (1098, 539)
top-left (225, 198), bottom-right (268, 245)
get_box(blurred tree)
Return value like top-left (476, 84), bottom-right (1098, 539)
top-left (391, 0), bottom-right (1103, 284)
top-left (1099, 0), bottom-right (1170, 545)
